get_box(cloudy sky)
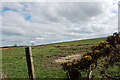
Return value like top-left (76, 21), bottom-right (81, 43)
top-left (0, 0), bottom-right (119, 47)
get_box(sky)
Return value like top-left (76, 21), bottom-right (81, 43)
top-left (0, 0), bottom-right (119, 47)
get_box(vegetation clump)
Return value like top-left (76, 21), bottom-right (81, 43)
top-left (60, 32), bottom-right (120, 80)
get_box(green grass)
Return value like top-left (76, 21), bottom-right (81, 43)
top-left (41, 37), bottom-right (106, 46)
top-left (2, 48), bottom-right (28, 78)
top-left (3, 37), bottom-right (119, 78)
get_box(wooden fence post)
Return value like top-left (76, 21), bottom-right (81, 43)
top-left (25, 47), bottom-right (35, 80)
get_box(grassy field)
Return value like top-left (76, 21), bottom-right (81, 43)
top-left (2, 37), bottom-right (120, 78)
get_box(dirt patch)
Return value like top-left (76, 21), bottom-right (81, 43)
top-left (55, 53), bottom-right (84, 63)
top-left (54, 44), bottom-right (96, 47)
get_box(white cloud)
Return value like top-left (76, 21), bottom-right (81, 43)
top-left (35, 37), bottom-right (44, 40)
top-left (1, 1), bottom-right (118, 46)
top-left (29, 41), bottom-right (35, 43)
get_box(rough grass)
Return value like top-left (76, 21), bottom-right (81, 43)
top-left (3, 37), bottom-right (119, 78)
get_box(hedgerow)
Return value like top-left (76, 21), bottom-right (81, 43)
top-left (60, 32), bottom-right (120, 80)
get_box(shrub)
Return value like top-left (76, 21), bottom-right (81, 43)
top-left (60, 32), bottom-right (120, 80)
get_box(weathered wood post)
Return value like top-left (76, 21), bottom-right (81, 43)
top-left (25, 47), bottom-right (35, 80)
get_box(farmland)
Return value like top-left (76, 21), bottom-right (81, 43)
top-left (2, 37), bottom-right (120, 79)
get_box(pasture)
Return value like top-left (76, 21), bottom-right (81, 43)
top-left (2, 37), bottom-right (120, 78)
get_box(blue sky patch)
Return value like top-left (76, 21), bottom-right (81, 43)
top-left (1, 7), bottom-right (18, 12)
top-left (111, 9), bottom-right (118, 13)
top-left (25, 15), bottom-right (31, 21)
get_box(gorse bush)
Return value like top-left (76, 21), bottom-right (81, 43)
top-left (60, 32), bottom-right (120, 80)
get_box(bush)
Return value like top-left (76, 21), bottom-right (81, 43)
top-left (60, 32), bottom-right (120, 80)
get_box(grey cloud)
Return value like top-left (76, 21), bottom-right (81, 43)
top-left (2, 2), bottom-right (104, 24)
top-left (25, 2), bottom-right (104, 24)
top-left (1, 2), bottom-right (118, 47)
top-left (2, 27), bottom-right (25, 36)
top-left (55, 2), bottom-right (104, 23)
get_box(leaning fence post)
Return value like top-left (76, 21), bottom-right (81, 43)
top-left (25, 47), bottom-right (35, 80)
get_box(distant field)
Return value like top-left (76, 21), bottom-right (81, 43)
top-left (2, 37), bottom-right (119, 78)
